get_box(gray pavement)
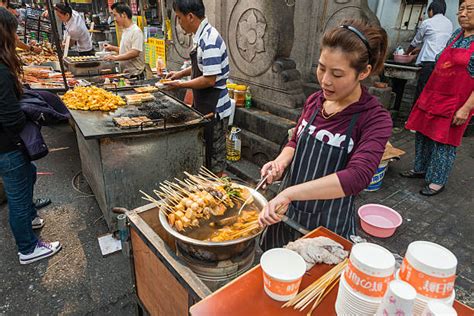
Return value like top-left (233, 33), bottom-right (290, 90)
top-left (0, 124), bottom-right (472, 314)
top-left (357, 128), bottom-right (474, 307)
top-left (0, 124), bottom-right (135, 315)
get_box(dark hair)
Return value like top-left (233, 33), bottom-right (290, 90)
top-left (428, 0), bottom-right (447, 15)
top-left (172, 0), bottom-right (205, 19)
top-left (54, 3), bottom-right (72, 16)
top-left (0, 7), bottom-right (23, 97)
top-left (113, 3), bottom-right (132, 19)
top-left (321, 19), bottom-right (388, 75)
top-left (110, 1), bottom-right (124, 11)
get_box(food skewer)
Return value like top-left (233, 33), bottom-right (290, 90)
top-left (140, 190), bottom-right (172, 214)
top-left (282, 259), bottom-right (348, 312)
top-left (307, 278), bottom-right (339, 316)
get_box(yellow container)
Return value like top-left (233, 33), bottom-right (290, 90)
top-left (226, 83), bottom-right (237, 99)
top-left (234, 85), bottom-right (247, 107)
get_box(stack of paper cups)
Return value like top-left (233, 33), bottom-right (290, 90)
top-left (421, 301), bottom-right (458, 316)
top-left (335, 243), bottom-right (395, 315)
top-left (375, 280), bottom-right (417, 316)
top-left (398, 241), bottom-right (457, 315)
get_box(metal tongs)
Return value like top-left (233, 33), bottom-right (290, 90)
top-left (215, 173), bottom-right (270, 226)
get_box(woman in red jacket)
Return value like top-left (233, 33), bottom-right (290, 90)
top-left (402, 0), bottom-right (474, 196)
top-left (259, 19), bottom-right (393, 249)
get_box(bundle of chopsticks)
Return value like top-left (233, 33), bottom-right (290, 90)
top-left (282, 258), bottom-right (348, 315)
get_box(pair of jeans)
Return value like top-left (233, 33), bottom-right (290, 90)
top-left (0, 150), bottom-right (38, 254)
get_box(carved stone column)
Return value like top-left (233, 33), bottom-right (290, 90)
top-left (225, 0), bottom-right (306, 109)
top-left (308, 0), bottom-right (379, 79)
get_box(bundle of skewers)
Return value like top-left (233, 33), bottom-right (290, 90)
top-left (140, 166), bottom-right (252, 233)
top-left (225, 204), bottom-right (286, 240)
top-left (282, 258), bottom-right (348, 315)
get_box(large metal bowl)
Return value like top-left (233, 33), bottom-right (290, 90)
top-left (159, 186), bottom-right (267, 261)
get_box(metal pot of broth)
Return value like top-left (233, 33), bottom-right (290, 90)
top-left (159, 186), bottom-right (267, 261)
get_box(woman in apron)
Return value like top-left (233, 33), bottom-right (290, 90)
top-left (259, 20), bottom-right (393, 250)
top-left (402, 0), bottom-right (474, 196)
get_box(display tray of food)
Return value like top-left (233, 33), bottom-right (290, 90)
top-left (22, 66), bottom-right (81, 91)
top-left (134, 86), bottom-right (159, 93)
top-left (61, 86), bottom-right (126, 112)
top-left (19, 42), bottom-right (59, 65)
top-left (125, 93), bottom-right (156, 105)
top-left (141, 166), bottom-right (265, 243)
top-left (68, 88), bottom-right (207, 139)
top-left (64, 57), bottom-right (117, 77)
top-left (112, 116), bottom-right (154, 129)
top-left (64, 56), bottom-right (103, 63)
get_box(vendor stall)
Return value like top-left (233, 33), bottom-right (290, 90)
top-left (126, 200), bottom-right (473, 316)
top-left (69, 90), bottom-right (208, 230)
top-left (384, 60), bottom-right (421, 119)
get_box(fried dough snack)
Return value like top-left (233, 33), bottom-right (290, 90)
top-left (61, 86), bottom-right (126, 111)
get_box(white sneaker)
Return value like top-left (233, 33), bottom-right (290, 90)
top-left (19, 241), bottom-right (61, 265)
top-left (32, 216), bottom-right (44, 229)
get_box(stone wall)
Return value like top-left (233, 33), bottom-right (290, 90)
top-left (166, 0), bottom-right (380, 110)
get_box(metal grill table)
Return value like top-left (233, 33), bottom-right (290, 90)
top-left (69, 91), bottom-right (208, 230)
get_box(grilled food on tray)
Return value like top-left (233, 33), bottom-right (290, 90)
top-left (125, 93), bottom-right (156, 105)
top-left (19, 43), bottom-right (58, 65)
top-left (134, 86), bottom-right (159, 93)
top-left (113, 116), bottom-right (152, 128)
top-left (66, 56), bottom-right (100, 62)
top-left (61, 86), bottom-right (125, 111)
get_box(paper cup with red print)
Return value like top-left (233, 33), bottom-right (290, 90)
top-left (260, 248), bottom-right (306, 301)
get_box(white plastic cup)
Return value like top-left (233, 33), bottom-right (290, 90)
top-left (421, 301), bottom-right (457, 316)
top-left (260, 248), bottom-right (306, 301)
top-left (376, 280), bottom-right (417, 316)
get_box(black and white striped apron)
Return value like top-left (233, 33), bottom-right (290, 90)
top-left (260, 107), bottom-right (360, 251)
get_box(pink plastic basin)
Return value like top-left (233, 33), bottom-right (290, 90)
top-left (393, 53), bottom-right (416, 64)
top-left (358, 204), bottom-right (402, 238)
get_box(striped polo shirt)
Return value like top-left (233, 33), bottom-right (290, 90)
top-left (193, 18), bottom-right (232, 119)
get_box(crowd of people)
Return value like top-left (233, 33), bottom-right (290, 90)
top-left (0, 0), bottom-right (472, 265)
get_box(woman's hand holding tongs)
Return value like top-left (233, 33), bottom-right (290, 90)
top-left (260, 160), bottom-right (285, 188)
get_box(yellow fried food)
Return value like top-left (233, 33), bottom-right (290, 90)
top-left (61, 86), bottom-right (126, 112)
top-left (207, 210), bottom-right (260, 242)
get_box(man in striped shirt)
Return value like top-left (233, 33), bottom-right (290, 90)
top-left (166, 0), bottom-right (231, 175)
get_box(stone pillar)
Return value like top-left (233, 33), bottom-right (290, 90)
top-left (165, 0), bottom-right (380, 109)
top-left (223, 0), bottom-right (306, 109)
top-left (310, 0), bottom-right (379, 79)
top-left (291, 0), bottom-right (379, 84)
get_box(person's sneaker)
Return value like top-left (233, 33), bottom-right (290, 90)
top-left (19, 241), bottom-right (61, 265)
top-left (32, 216), bottom-right (45, 229)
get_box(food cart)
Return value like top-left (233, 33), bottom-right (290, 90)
top-left (69, 91), bottom-right (208, 230)
top-left (126, 201), bottom-right (473, 316)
